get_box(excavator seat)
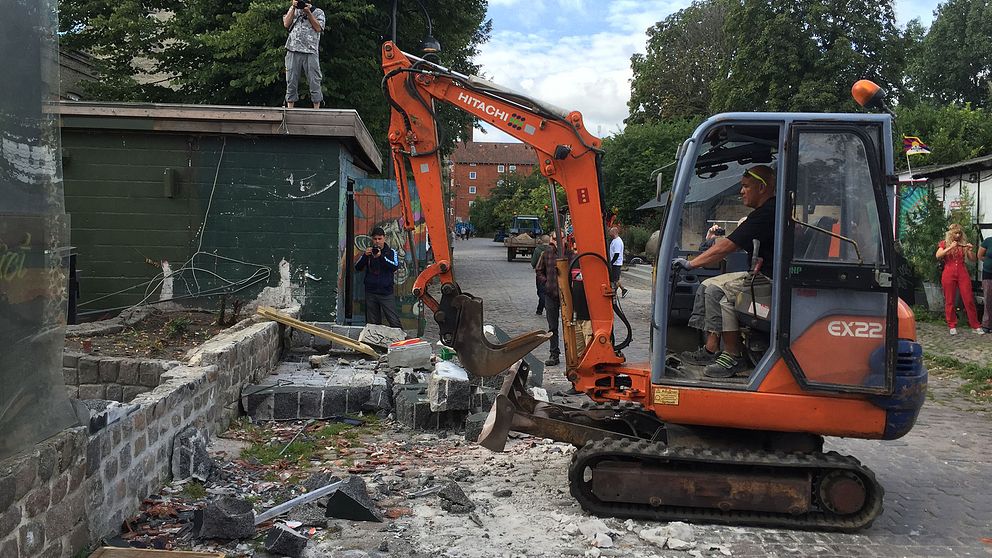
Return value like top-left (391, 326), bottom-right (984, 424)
top-left (734, 278), bottom-right (772, 333)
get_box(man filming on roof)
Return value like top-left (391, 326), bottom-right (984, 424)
top-left (673, 164), bottom-right (777, 378)
top-left (282, 0), bottom-right (325, 109)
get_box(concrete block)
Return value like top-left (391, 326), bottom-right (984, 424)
top-left (105, 384), bottom-right (124, 402)
top-left (139, 362), bottom-right (162, 387)
top-left (427, 374), bottom-right (473, 412)
top-left (62, 367), bottom-right (78, 386)
top-left (172, 427), bottom-right (214, 482)
top-left (265, 524), bottom-right (308, 557)
top-left (118, 359), bottom-right (140, 385)
top-left (98, 359), bottom-right (120, 383)
top-left (78, 384), bottom-right (107, 400)
top-left (472, 387), bottom-right (499, 413)
top-left (387, 341), bottom-right (433, 369)
top-left (359, 324), bottom-right (406, 349)
top-left (77, 357), bottom-right (99, 383)
top-left (325, 476), bottom-right (382, 522)
top-left (122, 386), bottom-right (148, 402)
top-left (194, 497), bottom-right (255, 540)
top-left (464, 411), bottom-right (490, 443)
top-left (63, 352), bottom-right (81, 367)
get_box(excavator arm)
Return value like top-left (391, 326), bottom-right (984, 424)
top-left (381, 42), bottom-right (623, 377)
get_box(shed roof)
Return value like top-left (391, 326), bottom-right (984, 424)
top-left (450, 140), bottom-right (537, 165)
top-left (912, 153), bottom-right (992, 179)
top-left (55, 101), bottom-right (382, 172)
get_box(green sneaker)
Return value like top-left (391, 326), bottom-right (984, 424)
top-left (703, 352), bottom-right (749, 378)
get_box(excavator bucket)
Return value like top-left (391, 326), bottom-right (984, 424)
top-left (449, 294), bottom-right (551, 377)
top-left (478, 361), bottom-right (624, 451)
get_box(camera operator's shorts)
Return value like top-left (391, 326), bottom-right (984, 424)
top-left (285, 50), bottom-right (323, 104)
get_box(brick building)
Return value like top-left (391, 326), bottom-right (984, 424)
top-left (449, 139), bottom-right (538, 223)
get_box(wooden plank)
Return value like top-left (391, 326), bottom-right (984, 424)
top-left (256, 306), bottom-right (379, 358)
top-left (90, 547), bottom-right (225, 558)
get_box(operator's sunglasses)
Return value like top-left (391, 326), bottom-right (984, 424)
top-left (743, 170), bottom-right (768, 188)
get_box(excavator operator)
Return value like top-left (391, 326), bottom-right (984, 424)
top-left (672, 164), bottom-right (777, 378)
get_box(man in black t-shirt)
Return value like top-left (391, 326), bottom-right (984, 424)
top-left (672, 165), bottom-right (777, 378)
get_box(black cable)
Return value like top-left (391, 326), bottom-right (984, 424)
top-left (568, 251), bottom-right (632, 352)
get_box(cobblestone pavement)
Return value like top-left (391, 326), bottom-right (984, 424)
top-left (432, 238), bottom-right (992, 557)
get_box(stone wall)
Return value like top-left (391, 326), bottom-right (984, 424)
top-left (0, 428), bottom-right (90, 558)
top-left (62, 354), bottom-right (180, 402)
top-left (0, 317), bottom-right (283, 556)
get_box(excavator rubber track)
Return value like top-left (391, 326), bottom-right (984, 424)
top-left (568, 437), bottom-right (884, 532)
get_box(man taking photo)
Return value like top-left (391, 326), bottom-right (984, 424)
top-left (355, 227), bottom-right (401, 328)
top-left (282, 0), bottom-right (325, 108)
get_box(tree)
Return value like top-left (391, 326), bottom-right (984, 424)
top-left (626, 0), bottom-right (728, 124)
top-left (600, 119), bottom-right (699, 225)
top-left (468, 171), bottom-right (553, 234)
top-left (893, 103), bottom-right (992, 170)
top-left (710, 0), bottom-right (906, 113)
top-left (901, 186), bottom-right (947, 284)
top-left (907, 0), bottom-right (992, 108)
top-left (58, 0), bottom-right (491, 156)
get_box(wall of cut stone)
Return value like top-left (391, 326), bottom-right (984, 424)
top-left (61, 354), bottom-right (181, 402)
top-left (0, 427), bottom-right (90, 558)
top-left (0, 318), bottom-right (283, 556)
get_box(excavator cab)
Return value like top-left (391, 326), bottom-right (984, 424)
top-left (655, 114), bottom-right (904, 396)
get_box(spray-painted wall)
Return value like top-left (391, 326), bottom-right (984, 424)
top-left (342, 178), bottom-right (428, 330)
top-left (60, 124), bottom-right (372, 321)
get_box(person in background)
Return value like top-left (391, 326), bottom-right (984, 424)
top-left (531, 235), bottom-right (550, 315)
top-left (980, 233), bottom-right (992, 334)
top-left (936, 223), bottom-right (983, 335)
top-left (282, 0), bottom-right (325, 109)
top-left (537, 232), bottom-right (565, 366)
top-left (355, 226), bottom-right (401, 328)
top-left (608, 227), bottom-right (627, 298)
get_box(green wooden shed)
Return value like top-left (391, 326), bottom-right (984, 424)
top-left (58, 102), bottom-right (383, 321)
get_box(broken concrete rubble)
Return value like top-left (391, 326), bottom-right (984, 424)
top-left (387, 340), bottom-right (433, 369)
top-left (172, 426), bottom-right (214, 482)
top-left (358, 324), bottom-right (406, 349)
top-left (427, 371), bottom-right (473, 412)
top-left (438, 480), bottom-right (475, 514)
top-left (265, 524), bottom-right (310, 557)
top-left (325, 476), bottom-right (383, 522)
top-left (193, 496), bottom-right (256, 540)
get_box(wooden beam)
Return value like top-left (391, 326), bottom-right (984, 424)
top-left (256, 306), bottom-right (379, 358)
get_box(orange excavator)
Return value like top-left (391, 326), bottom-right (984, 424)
top-left (382, 29), bottom-right (926, 531)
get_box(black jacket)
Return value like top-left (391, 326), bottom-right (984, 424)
top-left (355, 244), bottom-right (399, 295)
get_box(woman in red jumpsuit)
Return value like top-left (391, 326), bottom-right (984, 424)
top-left (936, 223), bottom-right (983, 335)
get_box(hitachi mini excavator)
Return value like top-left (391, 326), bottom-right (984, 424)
top-left (381, 27), bottom-right (926, 531)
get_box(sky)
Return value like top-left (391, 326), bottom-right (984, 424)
top-left (472, 0), bottom-right (942, 142)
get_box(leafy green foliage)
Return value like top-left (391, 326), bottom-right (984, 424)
top-left (892, 103), bottom-right (992, 170)
top-left (58, 0), bottom-right (491, 157)
top-left (469, 171), bottom-right (555, 234)
top-left (906, 0), bottom-right (992, 108)
top-left (627, 0), bottom-right (728, 124)
top-left (901, 187), bottom-right (947, 284)
top-left (623, 226), bottom-right (653, 256)
top-left (183, 480), bottom-right (208, 499)
top-left (600, 119), bottom-right (698, 225)
top-left (711, 0), bottom-right (907, 113)
top-left (164, 316), bottom-right (191, 338)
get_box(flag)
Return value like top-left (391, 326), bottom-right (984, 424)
top-left (903, 136), bottom-right (931, 156)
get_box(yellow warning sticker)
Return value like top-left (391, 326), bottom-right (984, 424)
top-left (653, 387), bottom-right (679, 406)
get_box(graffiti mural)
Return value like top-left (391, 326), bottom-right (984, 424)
top-left (898, 185), bottom-right (928, 239)
top-left (346, 179), bottom-right (429, 330)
